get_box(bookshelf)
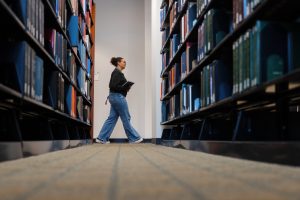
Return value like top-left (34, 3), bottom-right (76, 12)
top-left (160, 0), bottom-right (300, 152)
top-left (0, 0), bottom-right (96, 161)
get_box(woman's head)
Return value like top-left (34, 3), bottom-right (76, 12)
top-left (110, 57), bottom-right (126, 70)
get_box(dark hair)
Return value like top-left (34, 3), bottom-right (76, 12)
top-left (110, 57), bottom-right (123, 67)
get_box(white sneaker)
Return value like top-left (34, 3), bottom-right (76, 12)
top-left (95, 138), bottom-right (110, 144)
top-left (131, 138), bottom-right (143, 144)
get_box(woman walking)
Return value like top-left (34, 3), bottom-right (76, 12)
top-left (96, 57), bottom-right (143, 144)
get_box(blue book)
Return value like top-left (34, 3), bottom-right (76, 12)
top-left (77, 68), bottom-right (85, 94)
top-left (16, 42), bottom-right (27, 95)
top-left (175, 63), bottom-right (181, 84)
top-left (187, 2), bottom-right (197, 33)
top-left (87, 58), bottom-right (91, 77)
top-left (213, 58), bottom-right (232, 102)
top-left (6, 0), bottom-right (28, 27)
top-left (35, 55), bottom-right (44, 101)
top-left (181, 51), bottom-right (187, 77)
top-left (243, 0), bottom-right (248, 17)
top-left (68, 16), bottom-right (79, 47)
top-left (191, 83), bottom-right (200, 111)
top-left (212, 9), bottom-right (230, 47)
top-left (256, 21), bottom-right (287, 82)
top-left (34, 55), bottom-right (40, 101)
top-left (0, 41), bottom-right (27, 94)
top-left (65, 84), bottom-right (72, 115)
top-left (45, 71), bottom-right (59, 109)
top-left (284, 23), bottom-right (300, 72)
top-left (161, 101), bottom-right (169, 122)
top-left (174, 94), bottom-right (180, 117)
top-left (186, 42), bottom-right (197, 72)
top-left (172, 34), bottom-right (180, 56)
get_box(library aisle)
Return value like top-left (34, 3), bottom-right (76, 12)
top-left (0, 144), bottom-right (300, 200)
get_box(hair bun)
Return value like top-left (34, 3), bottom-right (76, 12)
top-left (110, 57), bottom-right (117, 66)
top-left (110, 57), bottom-right (123, 67)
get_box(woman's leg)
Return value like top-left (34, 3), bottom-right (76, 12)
top-left (97, 103), bottom-right (119, 142)
top-left (109, 93), bottom-right (142, 142)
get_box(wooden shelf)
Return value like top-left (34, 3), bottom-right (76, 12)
top-left (0, 84), bottom-right (91, 127)
top-left (161, 68), bottom-right (300, 125)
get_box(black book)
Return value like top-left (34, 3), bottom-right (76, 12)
top-left (121, 81), bottom-right (134, 89)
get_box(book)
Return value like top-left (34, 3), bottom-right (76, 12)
top-left (121, 81), bottom-right (134, 89)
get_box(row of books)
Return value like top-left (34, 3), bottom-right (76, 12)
top-left (162, 26), bottom-right (170, 47)
top-left (0, 38), bottom-right (91, 105)
top-left (5, 0), bottom-right (92, 79)
top-left (160, 4), bottom-right (168, 28)
top-left (181, 83), bottom-right (201, 114)
top-left (161, 83), bottom-right (201, 121)
top-left (83, 34), bottom-right (91, 53)
top-left (162, 6), bottom-right (230, 72)
top-left (84, 10), bottom-right (92, 35)
top-left (79, 0), bottom-right (89, 15)
top-left (69, 0), bottom-right (92, 15)
top-left (162, 51), bottom-right (169, 72)
top-left (233, 20), bottom-right (300, 94)
top-left (160, 62), bottom-right (180, 97)
top-left (168, 2), bottom-right (197, 59)
top-left (78, 39), bottom-right (88, 68)
top-left (233, 0), bottom-right (263, 29)
top-left (169, 0), bottom-right (178, 30)
top-left (45, 70), bottom-right (65, 112)
top-left (77, 67), bottom-right (89, 97)
top-left (66, 48), bottom-right (91, 98)
top-left (45, 71), bottom-right (90, 123)
top-left (161, 42), bottom-right (197, 92)
top-left (49, 0), bottom-right (67, 29)
top-left (196, 0), bottom-right (211, 17)
top-left (201, 58), bottom-right (232, 107)
top-left (68, 15), bottom-right (91, 70)
top-left (76, 96), bottom-right (90, 122)
top-left (164, 20), bottom-right (300, 110)
top-left (197, 8), bottom-right (231, 62)
top-left (65, 85), bottom-right (90, 123)
top-left (182, 43), bottom-right (197, 78)
top-left (45, 28), bottom-right (68, 69)
top-left (66, 49), bottom-right (77, 85)
top-left (162, 0), bottom-right (198, 39)
top-left (184, 2), bottom-right (197, 38)
top-left (5, 0), bottom-right (45, 45)
top-left (0, 0), bottom-right (95, 133)
top-left (176, 2), bottom-right (197, 48)
top-left (0, 40), bottom-right (44, 101)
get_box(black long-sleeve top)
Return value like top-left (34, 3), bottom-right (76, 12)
top-left (109, 68), bottom-right (128, 97)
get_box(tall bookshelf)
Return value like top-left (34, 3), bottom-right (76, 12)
top-left (160, 0), bottom-right (300, 163)
top-left (0, 0), bottom-right (96, 161)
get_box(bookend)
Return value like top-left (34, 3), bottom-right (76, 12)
top-left (0, 108), bottom-right (22, 141)
top-left (68, 125), bottom-right (81, 147)
top-left (232, 111), bottom-right (281, 141)
top-left (180, 122), bottom-right (202, 140)
top-left (19, 114), bottom-right (53, 140)
top-left (199, 117), bottom-right (233, 140)
top-left (169, 126), bottom-right (183, 140)
top-left (161, 128), bottom-right (172, 140)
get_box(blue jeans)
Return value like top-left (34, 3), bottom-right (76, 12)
top-left (97, 93), bottom-right (142, 142)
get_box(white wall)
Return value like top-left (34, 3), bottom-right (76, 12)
top-left (93, 0), bottom-right (146, 139)
top-left (93, 0), bottom-right (162, 140)
top-left (144, 0), bottom-right (152, 139)
top-left (151, 0), bottom-right (163, 139)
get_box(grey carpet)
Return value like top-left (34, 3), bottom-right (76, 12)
top-left (0, 144), bottom-right (300, 200)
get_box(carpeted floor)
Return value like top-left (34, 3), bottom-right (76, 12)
top-left (0, 144), bottom-right (300, 200)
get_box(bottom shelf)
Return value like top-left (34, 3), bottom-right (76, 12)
top-left (160, 140), bottom-right (300, 166)
top-left (0, 140), bottom-right (93, 162)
